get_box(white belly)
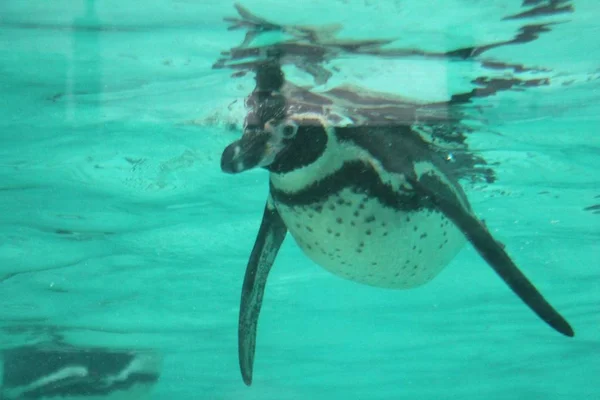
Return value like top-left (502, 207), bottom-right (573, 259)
top-left (275, 189), bottom-right (466, 289)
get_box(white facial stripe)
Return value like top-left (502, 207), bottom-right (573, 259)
top-left (268, 113), bottom-right (344, 192)
top-left (340, 142), bottom-right (412, 192)
top-left (269, 111), bottom-right (416, 194)
top-left (269, 125), bottom-right (411, 195)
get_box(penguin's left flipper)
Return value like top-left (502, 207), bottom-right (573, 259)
top-left (411, 171), bottom-right (574, 337)
top-left (238, 198), bottom-right (288, 386)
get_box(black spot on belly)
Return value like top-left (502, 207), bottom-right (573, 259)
top-left (335, 232), bottom-right (340, 237)
top-left (306, 226), bottom-right (313, 232)
top-left (420, 233), bottom-right (428, 239)
top-left (336, 199), bottom-right (345, 205)
top-left (351, 221), bottom-right (356, 226)
top-left (371, 262), bottom-right (378, 266)
top-left (346, 201), bottom-right (353, 206)
top-left (354, 211), bottom-right (360, 217)
top-left (295, 223), bottom-right (301, 228)
top-left (413, 226), bottom-right (418, 232)
top-left (364, 215), bottom-right (375, 223)
top-left (308, 213), bottom-right (314, 218)
top-left (329, 205), bottom-right (336, 211)
top-left (327, 228), bottom-right (332, 234)
top-left (413, 264), bottom-right (418, 270)
top-left (307, 244), bottom-right (313, 250)
top-left (336, 217), bottom-right (343, 224)
top-left (359, 203), bottom-right (365, 210)
top-left (394, 272), bottom-right (400, 277)
top-left (356, 248), bottom-right (362, 253)
top-left (365, 229), bottom-right (372, 235)
top-left (406, 216), bottom-right (411, 222)
top-left (412, 245), bottom-right (416, 250)
top-left (359, 241), bottom-right (365, 247)
top-left (382, 232), bottom-right (388, 236)
top-left (381, 222), bottom-right (387, 227)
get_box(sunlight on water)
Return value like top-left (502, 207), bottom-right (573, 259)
top-left (0, 1), bottom-right (598, 399)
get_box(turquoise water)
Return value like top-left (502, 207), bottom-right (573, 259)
top-left (1, 0), bottom-right (599, 399)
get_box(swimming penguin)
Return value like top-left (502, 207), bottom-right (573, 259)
top-left (220, 63), bottom-right (574, 386)
top-left (1, 346), bottom-right (161, 399)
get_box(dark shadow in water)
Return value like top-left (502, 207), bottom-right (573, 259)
top-left (1, 345), bottom-right (161, 399)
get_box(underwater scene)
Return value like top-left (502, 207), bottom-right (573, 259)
top-left (0, 0), bottom-right (598, 399)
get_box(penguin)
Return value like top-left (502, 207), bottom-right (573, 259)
top-left (220, 63), bottom-right (574, 386)
top-left (1, 346), bottom-right (161, 399)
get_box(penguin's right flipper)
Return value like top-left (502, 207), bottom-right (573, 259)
top-left (410, 171), bottom-right (574, 338)
top-left (238, 197), bottom-right (287, 386)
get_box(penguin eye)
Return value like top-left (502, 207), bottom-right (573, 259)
top-left (281, 122), bottom-right (298, 138)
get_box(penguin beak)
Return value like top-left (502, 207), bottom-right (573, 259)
top-left (221, 130), bottom-right (282, 174)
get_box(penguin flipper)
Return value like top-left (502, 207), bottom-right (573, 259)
top-left (238, 198), bottom-right (287, 386)
top-left (410, 171), bottom-right (574, 337)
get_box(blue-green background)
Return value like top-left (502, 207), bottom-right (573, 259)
top-left (1, 1), bottom-right (598, 399)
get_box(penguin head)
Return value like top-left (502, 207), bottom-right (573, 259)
top-left (221, 113), bottom-right (331, 175)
